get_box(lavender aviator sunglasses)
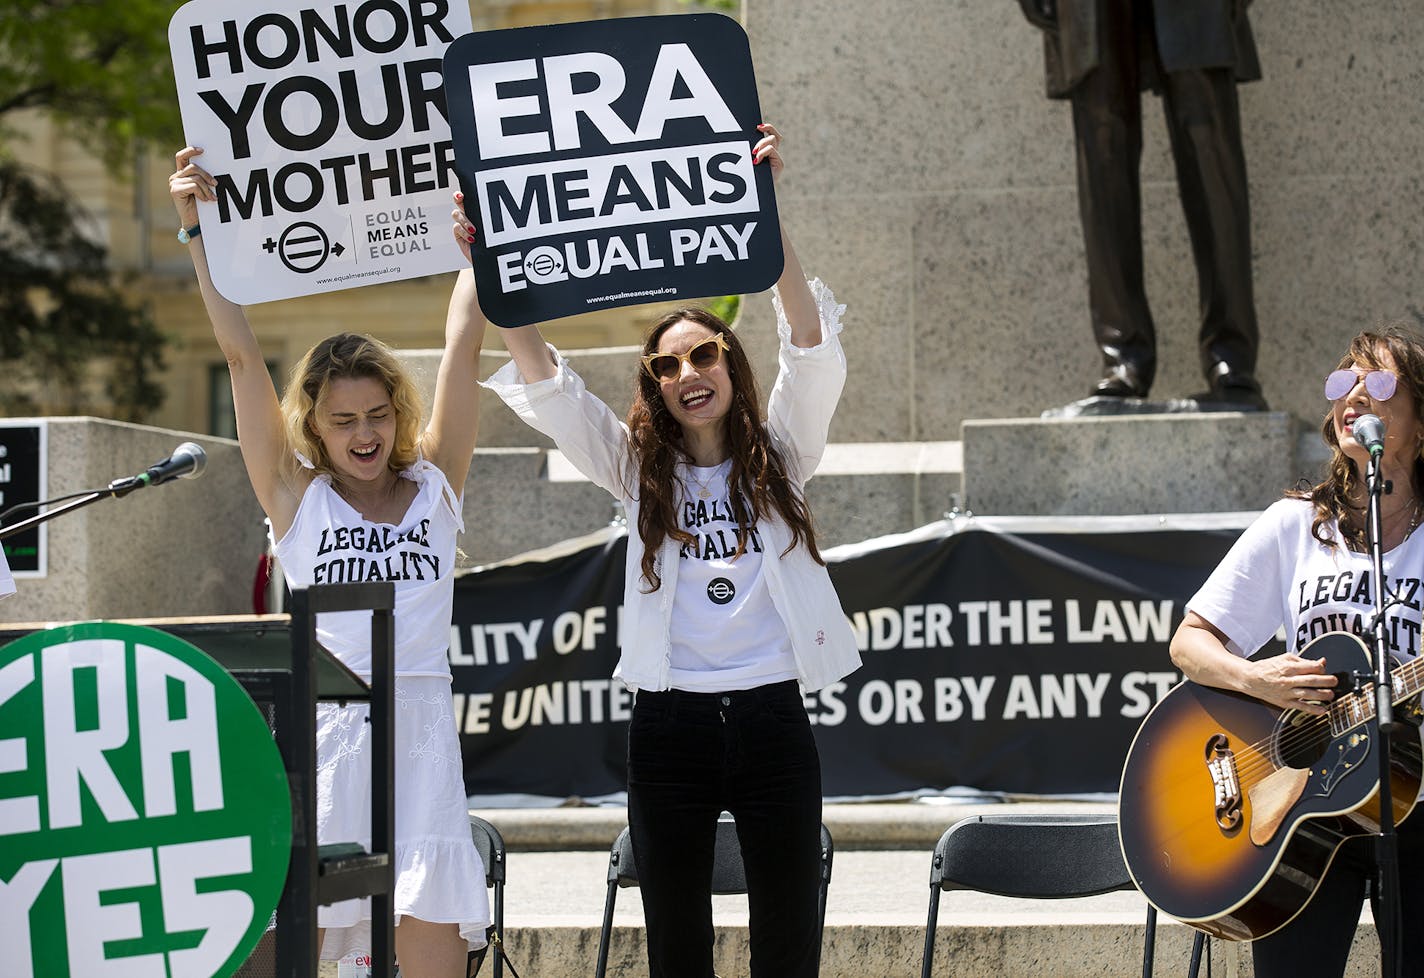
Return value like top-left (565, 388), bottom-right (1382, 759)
top-left (1325, 368), bottom-right (1397, 402)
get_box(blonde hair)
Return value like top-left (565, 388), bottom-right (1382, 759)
top-left (280, 333), bottom-right (423, 479)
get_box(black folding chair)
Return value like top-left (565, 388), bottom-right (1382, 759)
top-left (593, 812), bottom-right (834, 978)
top-left (466, 815), bottom-right (509, 978)
top-left (920, 813), bottom-right (1205, 978)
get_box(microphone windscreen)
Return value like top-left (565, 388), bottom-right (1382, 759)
top-left (175, 442), bottom-right (208, 479)
top-left (1352, 414), bottom-right (1386, 453)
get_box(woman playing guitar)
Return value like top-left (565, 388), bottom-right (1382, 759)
top-left (1170, 326), bottom-right (1424, 976)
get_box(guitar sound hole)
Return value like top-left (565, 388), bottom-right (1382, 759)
top-left (1275, 711), bottom-right (1332, 769)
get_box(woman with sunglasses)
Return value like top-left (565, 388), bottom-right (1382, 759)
top-left (466, 124), bottom-right (859, 978)
top-left (1170, 326), bottom-right (1424, 976)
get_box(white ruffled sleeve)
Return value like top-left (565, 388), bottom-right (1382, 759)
top-left (480, 347), bottom-right (637, 501)
top-left (765, 279), bottom-right (848, 484)
top-left (772, 277), bottom-right (846, 349)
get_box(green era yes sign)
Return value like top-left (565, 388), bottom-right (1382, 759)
top-left (0, 623), bottom-right (291, 978)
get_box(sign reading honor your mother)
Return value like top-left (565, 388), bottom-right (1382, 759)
top-left (0, 624), bottom-right (291, 978)
top-left (443, 14), bottom-right (782, 327)
top-left (168, 0), bottom-right (473, 304)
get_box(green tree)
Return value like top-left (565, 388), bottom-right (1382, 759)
top-left (0, 0), bottom-right (183, 420)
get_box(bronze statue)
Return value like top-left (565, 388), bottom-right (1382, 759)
top-left (1019, 0), bottom-right (1267, 412)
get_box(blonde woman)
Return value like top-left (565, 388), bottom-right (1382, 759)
top-left (171, 147), bottom-right (490, 978)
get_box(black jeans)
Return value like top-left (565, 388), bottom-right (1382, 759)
top-left (1251, 812), bottom-right (1424, 977)
top-left (627, 679), bottom-right (823, 978)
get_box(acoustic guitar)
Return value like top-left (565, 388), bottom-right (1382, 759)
top-left (1118, 632), bottom-right (1423, 941)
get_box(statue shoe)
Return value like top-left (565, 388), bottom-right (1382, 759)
top-left (1189, 381), bottom-right (1269, 412)
top-left (1093, 363), bottom-right (1150, 399)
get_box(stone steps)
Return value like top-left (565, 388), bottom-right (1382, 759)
top-left (316, 800), bottom-right (1385, 977)
top-left (460, 802), bottom-right (1379, 977)
top-left (395, 348), bottom-right (1340, 567)
top-left (460, 441), bottom-right (962, 566)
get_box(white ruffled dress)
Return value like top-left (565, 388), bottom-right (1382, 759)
top-left (272, 459), bottom-right (490, 958)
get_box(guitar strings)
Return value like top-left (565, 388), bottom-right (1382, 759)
top-left (1141, 645), bottom-right (1423, 794)
top-left (1231, 683), bottom-right (1387, 784)
top-left (1180, 656), bottom-right (1422, 793)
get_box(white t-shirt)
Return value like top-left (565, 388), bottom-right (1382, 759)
top-left (272, 459), bottom-right (463, 678)
top-left (667, 460), bottom-right (799, 692)
top-left (1188, 497), bottom-right (1424, 660)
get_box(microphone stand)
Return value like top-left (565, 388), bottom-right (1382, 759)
top-left (0, 482), bottom-right (143, 541)
top-left (1365, 450), bottom-right (1402, 978)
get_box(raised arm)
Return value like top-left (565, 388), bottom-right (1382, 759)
top-left (756, 124), bottom-right (821, 348)
top-left (170, 147), bottom-right (303, 533)
top-left (419, 241), bottom-right (487, 490)
top-left (451, 194), bottom-right (555, 384)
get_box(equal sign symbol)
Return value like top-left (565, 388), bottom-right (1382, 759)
top-left (270, 222), bottom-right (342, 274)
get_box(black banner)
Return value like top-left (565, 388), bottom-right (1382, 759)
top-left (0, 423), bottom-right (44, 575)
top-left (442, 14), bottom-right (781, 327)
top-left (451, 515), bottom-right (1263, 800)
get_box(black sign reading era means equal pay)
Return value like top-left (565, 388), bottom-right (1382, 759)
top-left (442, 14), bottom-right (782, 328)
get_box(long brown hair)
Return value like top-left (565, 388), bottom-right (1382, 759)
top-left (281, 332), bottom-right (423, 482)
top-left (1287, 325), bottom-right (1424, 551)
top-left (626, 307), bottom-right (822, 590)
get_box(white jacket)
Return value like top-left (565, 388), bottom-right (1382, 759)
top-left (482, 280), bottom-right (862, 692)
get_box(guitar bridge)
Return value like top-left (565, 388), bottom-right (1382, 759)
top-left (1205, 733), bottom-right (1242, 830)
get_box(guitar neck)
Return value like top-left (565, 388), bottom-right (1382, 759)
top-left (1331, 650), bottom-right (1424, 736)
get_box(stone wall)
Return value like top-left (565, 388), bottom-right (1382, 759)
top-left (0, 420), bottom-right (265, 623)
top-left (739, 0), bottom-right (1424, 441)
top-left (7, 2), bottom-right (1421, 619)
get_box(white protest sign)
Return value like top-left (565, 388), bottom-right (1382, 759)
top-left (169, 0), bottom-right (473, 304)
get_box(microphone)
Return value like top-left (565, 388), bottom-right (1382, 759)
top-left (1352, 414), bottom-right (1386, 457)
top-left (109, 442), bottom-right (208, 493)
